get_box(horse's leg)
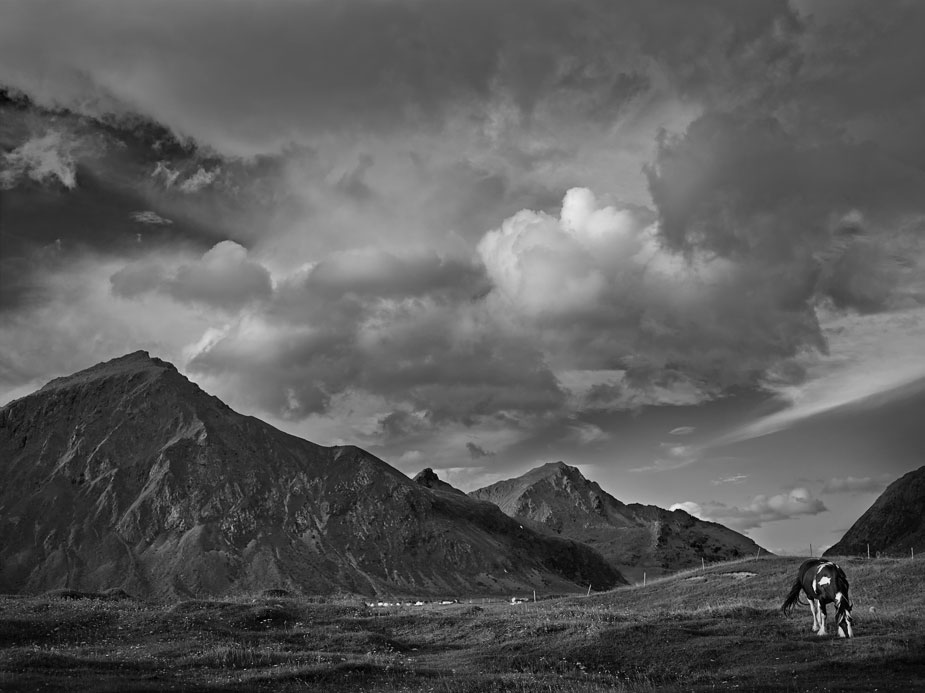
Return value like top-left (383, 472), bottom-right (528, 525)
top-left (817, 603), bottom-right (827, 636)
top-left (809, 599), bottom-right (820, 633)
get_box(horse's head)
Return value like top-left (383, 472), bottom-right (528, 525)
top-left (833, 567), bottom-right (853, 638)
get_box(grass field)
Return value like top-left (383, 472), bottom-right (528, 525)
top-left (1, 556), bottom-right (923, 691)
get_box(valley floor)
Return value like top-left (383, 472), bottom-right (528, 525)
top-left (1, 556), bottom-right (923, 692)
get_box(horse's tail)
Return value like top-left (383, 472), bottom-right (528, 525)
top-left (781, 578), bottom-right (804, 615)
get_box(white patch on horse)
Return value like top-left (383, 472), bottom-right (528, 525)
top-left (818, 575), bottom-right (832, 586)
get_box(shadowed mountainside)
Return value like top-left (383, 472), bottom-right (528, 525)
top-left (470, 461), bottom-right (767, 581)
top-left (0, 352), bottom-right (624, 599)
top-left (825, 465), bottom-right (925, 557)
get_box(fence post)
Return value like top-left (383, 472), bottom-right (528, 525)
top-left (867, 544), bottom-right (870, 560)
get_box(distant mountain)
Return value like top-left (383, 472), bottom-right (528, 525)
top-left (825, 465), bottom-right (925, 557)
top-left (0, 353), bottom-right (624, 599)
top-left (471, 462), bottom-right (766, 581)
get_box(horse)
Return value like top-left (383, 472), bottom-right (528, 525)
top-left (781, 558), bottom-right (853, 637)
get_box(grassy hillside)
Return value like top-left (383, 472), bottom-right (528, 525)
top-left (1, 556), bottom-right (923, 691)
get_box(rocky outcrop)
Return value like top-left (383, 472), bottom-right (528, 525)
top-left (413, 468), bottom-right (466, 496)
top-left (825, 465), bottom-right (925, 557)
top-left (471, 462), bottom-right (767, 581)
top-left (0, 353), bottom-right (624, 599)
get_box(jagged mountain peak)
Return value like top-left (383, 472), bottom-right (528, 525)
top-left (479, 462), bottom-right (610, 507)
top-left (36, 350), bottom-right (178, 393)
top-left (533, 461), bottom-right (583, 479)
top-left (471, 462), bottom-right (622, 524)
top-left (526, 462), bottom-right (604, 492)
top-left (471, 461), bottom-right (766, 582)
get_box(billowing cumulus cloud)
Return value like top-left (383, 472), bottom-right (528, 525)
top-left (477, 186), bottom-right (835, 404)
top-left (682, 488), bottom-right (828, 531)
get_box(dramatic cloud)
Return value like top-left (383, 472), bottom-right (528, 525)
top-left (111, 241), bottom-right (273, 310)
top-left (184, 256), bottom-right (565, 423)
top-left (0, 0), bottom-right (798, 157)
top-left (682, 488), bottom-right (828, 531)
top-left (1, 130), bottom-right (78, 189)
top-left (1, 0), bottom-right (924, 560)
top-left (477, 185), bottom-right (833, 404)
top-left (717, 306), bottom-right (925, 444)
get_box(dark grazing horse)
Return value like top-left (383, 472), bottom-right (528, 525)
top-left (781, 558), bottom-right (853, 637)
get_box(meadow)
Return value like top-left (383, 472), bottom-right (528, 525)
top-left (1, 556), bottom-right (923, 692)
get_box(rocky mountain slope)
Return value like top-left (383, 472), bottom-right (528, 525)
top-left (470, 462), bottom-right (766, 581)
top-left (825, 465), bottom-right (925, 557)
top-left (0, 352), bottom-right (623, 599)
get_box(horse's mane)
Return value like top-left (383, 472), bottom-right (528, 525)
top-left (835, 565), bottom-right (850, 591)
top-left (834, 565), bottom-right (852, 610)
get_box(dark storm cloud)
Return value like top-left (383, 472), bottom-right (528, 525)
top-left (648, 111), bottom-right (925, 267)
top-left (4, 0), bottom-right (925, 461)
top-left (479, 59), bottom-right (925, 405)
top-left (789, 0), bottom-right (925, 169)
top-left (0, 0), bottom-right (801, 157)
top-left (0, 0), bottom-right (652, 155)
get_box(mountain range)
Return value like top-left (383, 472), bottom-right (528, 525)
top-left (0, 352), bottom-right (622, 599)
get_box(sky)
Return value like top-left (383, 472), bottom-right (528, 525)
top-left (1, 0), bottom-right (924, 555)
